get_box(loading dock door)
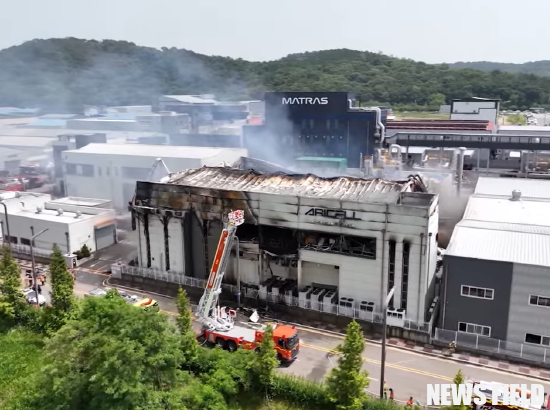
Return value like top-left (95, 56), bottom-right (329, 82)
top-left (95, 224), bottom-right (116, 251)
top-left (301, 261), bottom-right (339, 288)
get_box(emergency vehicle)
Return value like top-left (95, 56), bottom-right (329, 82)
top-left (197, 210), bottom-right (300, 362)
top-left (470, 380), bottom-right (543, 410)
top-left (133, 298), bottom-right (160, 312)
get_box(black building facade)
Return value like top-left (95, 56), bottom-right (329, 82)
top-left (243, 92), bottom-right (385, 168)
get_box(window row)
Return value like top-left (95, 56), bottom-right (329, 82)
top-left (65, 164), bottom-right (150, 179)
top-left (458, 321), bottom-right (491, 337)
top-left (461, 285), bottom-right (494, 300)
top-left (525, 333), bottom-right (550, 347)
top-left (459, 289), bottom-right (550, 307)
top-left (300, 119), bottom-right (341, 130)
top-left (529, 294), bottom-right (550, 308)
top-left (4, 236), bottom-right (31, 246)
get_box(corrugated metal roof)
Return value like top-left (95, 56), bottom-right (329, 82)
top-left (446, 225), bottom-right (550, 267)
top-left (447, 181), bottom-right (550, 266)
top-left (474, 177), bottom-right (550, 199)
top-left (166, 167), bottom-right (425, 204)
top-left (463, 196), bottom-right (550, 226)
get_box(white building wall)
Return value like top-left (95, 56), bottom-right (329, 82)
top-left (148, 216), bottom-right (165, 270)
top-left (3, 214), bottom-right (70, 252)
top-left (167, 218), bottom-right (185, 273)
top-left (450, 101), bottom-right (499, 124)
top-left (68, 220), bottom-right (97, 253)
top-left (63, 149), bottom-right (247, 211)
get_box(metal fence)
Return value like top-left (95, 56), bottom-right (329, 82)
top-left (116, 265), bottom-right (431, 333)
top-left (6, 243), bottom-right (53, 259)
top-left (434, 328), bottom-right (550, 363)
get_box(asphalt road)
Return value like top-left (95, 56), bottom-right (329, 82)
top-left (68, 269), bottom-right (550, 404)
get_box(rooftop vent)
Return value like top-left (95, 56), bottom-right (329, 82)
top-left (57, 209), bottom-right (64, 216)
top-left (36, 206), bottom-right (42, 214)
top-left (75, 211), bottom-right (82, 218)
top-left (510, 190), bottom-right (522, 201)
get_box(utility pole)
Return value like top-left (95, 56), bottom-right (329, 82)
top-left (379, 286), bottom-right (395, 399)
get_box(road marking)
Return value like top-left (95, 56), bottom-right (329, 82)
top-left (301, 343), bottom-right (453, 382)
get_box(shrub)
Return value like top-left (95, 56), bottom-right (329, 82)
top-left (270, 374), bottom-right (333, 409)
top-left (80, 244), bottom-right (91, 258)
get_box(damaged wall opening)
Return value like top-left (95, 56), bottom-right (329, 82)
top-left (299, 231), bottom-right (376, 259)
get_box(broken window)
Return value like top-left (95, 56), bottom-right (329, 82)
top-left (299, 231), bottom-right (376, 260)
top-left (259, 225), bottom-right (298, 255)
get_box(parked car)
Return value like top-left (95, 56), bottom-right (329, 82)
top-left (26, 292), bottom-right (46, 307)
top-left (85, 287), bottom-right (111, 297)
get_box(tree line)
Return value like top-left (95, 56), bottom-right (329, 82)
top-left (0, 38), bottom-right (549, 111)
top-left (0, 245), bottom-right (383, 410)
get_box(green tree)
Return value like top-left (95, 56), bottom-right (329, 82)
top-left (326, 321), bottom-right (369, 410)
top-left (176, 287), bottom-right (199, 364)
top-left (33, 295), bottom-right (187, 410)
top-left (253, 324), bottom-right (279, 389)
top-left (429, 92), bottom-right (446, 106)
top-left (176, 287), bottom-right (193, 333)
top-left (0, 246), bottom-right (27, 326)
top-left (452, 369), bottom-right (467, 410)
top-left (47, 244), bottom-right (76, 332)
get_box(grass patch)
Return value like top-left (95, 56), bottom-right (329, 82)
top-left (0, 329), bottom-right (45, 408)
top-left (394, 112), bottom-right (450, 120)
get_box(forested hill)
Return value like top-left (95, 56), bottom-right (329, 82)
top-left (449, 60), bottom-right (550, 77)
top-left (1, 38), bottom-right (550, 111)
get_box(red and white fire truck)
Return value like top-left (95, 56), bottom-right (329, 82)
top-left (197, 210), bottom-right (300, 362)
top-left (470, 380), bottom-right (543, 410)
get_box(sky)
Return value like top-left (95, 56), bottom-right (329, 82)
top-left (1, 0), bottom-right (549, 64)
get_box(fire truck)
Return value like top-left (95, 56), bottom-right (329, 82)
top-left (197, 210), bottom-right (300, 362)
top-left (470, 380), bottom-right (543, 410)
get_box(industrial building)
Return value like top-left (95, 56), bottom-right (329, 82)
top-left (438, 177), bottom-right (550, 350)
top-left (243, 92), bottom-right (386, 169)
top-left (450, 97), bottom-right (500, 126)
top-left (129, 166), bottom-right (439, 326)
top-left (62, 144), bottom-right (247, 211)
top-left (0, 195), bottom-right (115, 254)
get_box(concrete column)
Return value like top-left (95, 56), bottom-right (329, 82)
top-left (297, 259), bottom-right (303, 289)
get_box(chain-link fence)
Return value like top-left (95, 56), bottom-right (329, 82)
top-left (114, 264), bottom-right (431, 333)
top-left (434, 328), bottom-right (550, 363)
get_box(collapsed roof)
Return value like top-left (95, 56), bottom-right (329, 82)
top-left (162, 166), bottom-right (429, 205)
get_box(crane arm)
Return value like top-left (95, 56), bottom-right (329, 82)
top-left (196, 210), bottom-right (244, 331)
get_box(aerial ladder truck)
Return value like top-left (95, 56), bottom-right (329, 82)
top-left (196, 210), bottom-right (300, 361)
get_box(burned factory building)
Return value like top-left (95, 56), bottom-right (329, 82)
top-left (130, 166), bottom-right (440, 326)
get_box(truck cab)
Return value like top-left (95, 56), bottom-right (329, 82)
top-left (272, 324), bottom-right (300, 361)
